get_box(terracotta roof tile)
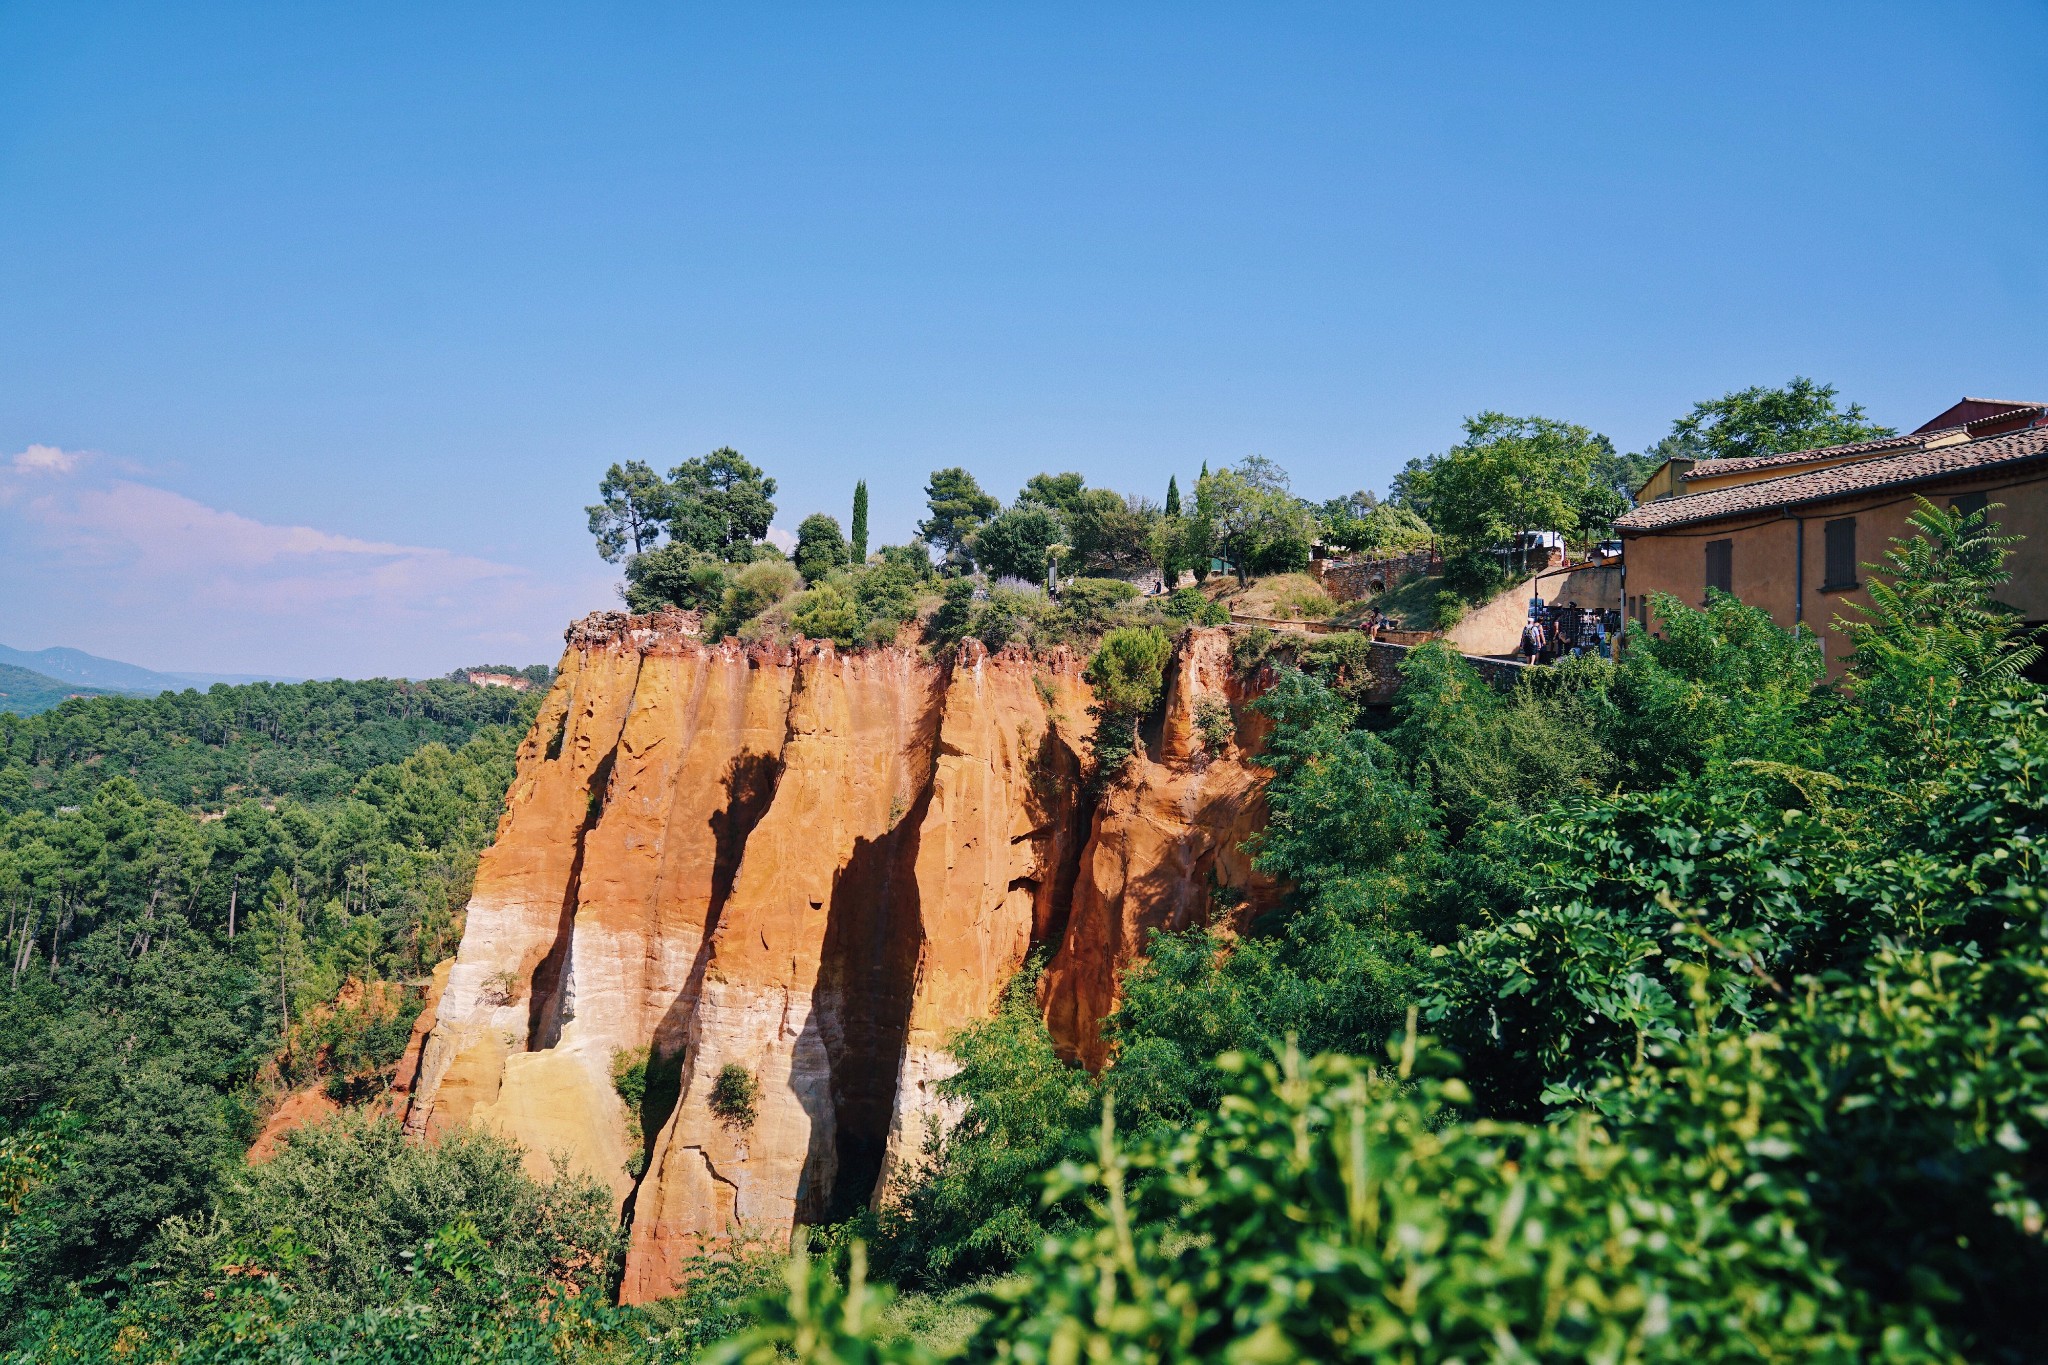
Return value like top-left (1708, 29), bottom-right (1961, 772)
top-left (1683, 430), bottom-right (1932, 481)
top-left (1615, 426), bottom-right (2048, 533)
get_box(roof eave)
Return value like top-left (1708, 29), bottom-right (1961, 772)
top-left (1615, 447), bottom-right (2048, 536)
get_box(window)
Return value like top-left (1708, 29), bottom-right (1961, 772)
top-left (1822, 518), bottom-right (1858, 592)
top-left (1950, 490), bottom-right (1989, 524)
top-left (1704, 539), bottom-right (1732, 597)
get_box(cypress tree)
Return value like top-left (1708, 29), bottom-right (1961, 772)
top-left (1161, 475), bottom-right (1184, 589)
top-left (851, 480), bottom-right (869, 563)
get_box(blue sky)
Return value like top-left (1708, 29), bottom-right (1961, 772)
top-left (2, 2), bottom-right (2044, 678)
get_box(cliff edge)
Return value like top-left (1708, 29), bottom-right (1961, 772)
top-left (400, 613), bottom-right (1274, 1302)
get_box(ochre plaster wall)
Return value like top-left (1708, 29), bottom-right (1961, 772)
top-left (1622, 472), bottom-right (2048, 675)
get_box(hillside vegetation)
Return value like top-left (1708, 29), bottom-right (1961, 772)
top-left (7, 380), bottom-right (2045, 1362)
top-left (0, 664), bottom-right (117, 718)
top-left (0, 675), bottom-right (541, 811)
top-left (0, 673), bottom-right (545, 1333)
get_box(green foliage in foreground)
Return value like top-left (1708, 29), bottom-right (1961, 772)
top-left (846, 504), bottom-right (2048, 1361)
top-left (10, 501), bottom-right (2048, 1364)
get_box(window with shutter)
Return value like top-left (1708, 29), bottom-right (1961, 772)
top-left (1704, 539), bottom-right (1732, 597)
top-left (1950, 491), bottom-right (1989, 524)
top-left (1822, 518), bottom-right (1858, 591)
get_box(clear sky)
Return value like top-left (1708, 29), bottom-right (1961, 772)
top-left (2, 2), bottom-right (2044, 679)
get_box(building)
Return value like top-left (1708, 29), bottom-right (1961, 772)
top-left (1614, 397), bottom-right (2048, 674)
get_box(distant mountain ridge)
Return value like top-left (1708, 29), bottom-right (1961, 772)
top-left (0, 642), bottom-right (305, 695)
top-left (0, 662), bottom-right (121, 716)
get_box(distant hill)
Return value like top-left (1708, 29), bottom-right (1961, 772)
top-left (0, 662), bottom-right (120, 716)
top-left (0, 642), bottom-right (304, 695)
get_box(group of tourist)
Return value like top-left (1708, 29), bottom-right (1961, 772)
top-left (1519, 601), bottom-right (1618, 664)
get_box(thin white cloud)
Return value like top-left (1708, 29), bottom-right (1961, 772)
top-left (10, 444), bottom-right (83, 475)
top-left (766, 524), bottom-right (798, 553)
top-left (0, 447), bottom-right (612, 677)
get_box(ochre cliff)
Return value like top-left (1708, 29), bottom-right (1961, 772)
top-left (401, 614), bottom-right (1274, 1303)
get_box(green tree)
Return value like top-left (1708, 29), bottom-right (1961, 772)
top-left (1065, 490), bottom-right (1159, 574)
top-left (871, 962), bottom-right (1099, 1289)
top-left (1018, 472), bottom-right (1088, 517)
top-left (1838, 498), bottom-right (2043, 774)
top-left (971, 503), bottom-right (1066, 584)
top-left (624, 543), bottom-right (730, 613)
top-left (1084, 626), bottom-right (1172, 772)
top-left (793, 513), bottom-right (851, 583)
top-left (1191, 462), bottom-right (1310, 584)
top-left (584, 460), bottom-right (673, 563)
top-left (1163, 475), bottom-right (1181, 517)
top-left (1669, 376), bottom-right (1893, 461)
top-left (668, 447), bottom-right (779, 561)
top-left (1317, 494), bottom-right (1433, 557)
top-left (1396, 413), bottom-right (1618, 594)
top-left (918, 469), bottom-right (1000, 568)
top-left (1593, 441), bottom-right (1672, 502)
top-left (851, 479), bottom-right (870, 563)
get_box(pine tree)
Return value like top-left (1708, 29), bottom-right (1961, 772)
top-left (851, 480), bottom-right (870, 563)
top-left (1165, 475), bottom-right (1181, 517)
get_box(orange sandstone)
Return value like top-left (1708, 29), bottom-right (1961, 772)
top-left (400, 615), bottom-right (1270, 1302)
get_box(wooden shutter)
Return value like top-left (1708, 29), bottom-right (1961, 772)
top-left (1823, 518), bottom-right (1857, 591)
top-left (1704, 539), bottom-right (1732, 597)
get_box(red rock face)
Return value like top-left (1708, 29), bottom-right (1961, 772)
top-left (400, 615), bottom-right (1270, 1303)
top-left (1041, 627), bottom-right (1282, 1071)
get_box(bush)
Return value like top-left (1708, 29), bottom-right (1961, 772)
top-left (1191, 696), bottom-right (1233, 752)
top-left (791, 581), bottom-right (865, 647)
top-left (1163, 586), bottom-right (1227, 626)
top-left (960, 1041), bottom-right (1925, 1363)
top-left (926, 578), bottom-right (978, 648)
top-left (711, 1064), bottom-right (758, 1128)
top-left (971, 586), bottom-right (1054, 650)
top-left (855, 562), bottom-right (924, 643)
top-left (153, 1112), bottom-right (618, 1316)
top-left (714, 559), bottom-right (801, 638)
top-left (1051, 577), bottom-right (1140, 641)
top-left (1084, 626), bottom-right (1173, 775)
top-left (624, 543), bottom-right (730, 613)
top-left (870, 962), bottom-right (1098, 1288)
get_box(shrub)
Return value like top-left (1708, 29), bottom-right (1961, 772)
top-left (792, 581), bottom-right (864, 647)
top-left (1272, 579), bottom-right (1334, 620)
top-left (711, 1064), bottom-right (758, 1128)
top-left (1191, 697), bottom-right (1233, 752)
top-left (714, 559), bottom-right (801, 638)
top-left (960, 1041), bottom-right (1923, 1362)
top-left (153, 1112), bottom-right (618, 1316)
top-left (624, 543), bottom-right (730, 613)
top-left (972, 586), bottom-right (1054, 649)
top-left (1163, 585), bottom-right (1227, 626)
top-left (1051, 577), bottom-right (1140, 641)
top-left (1084, 626), bottom-right (1173, 775)
top-left (869, 962), bottom-right (1098, 1288)
top-left (926, 578), bottom-right (978, 647)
